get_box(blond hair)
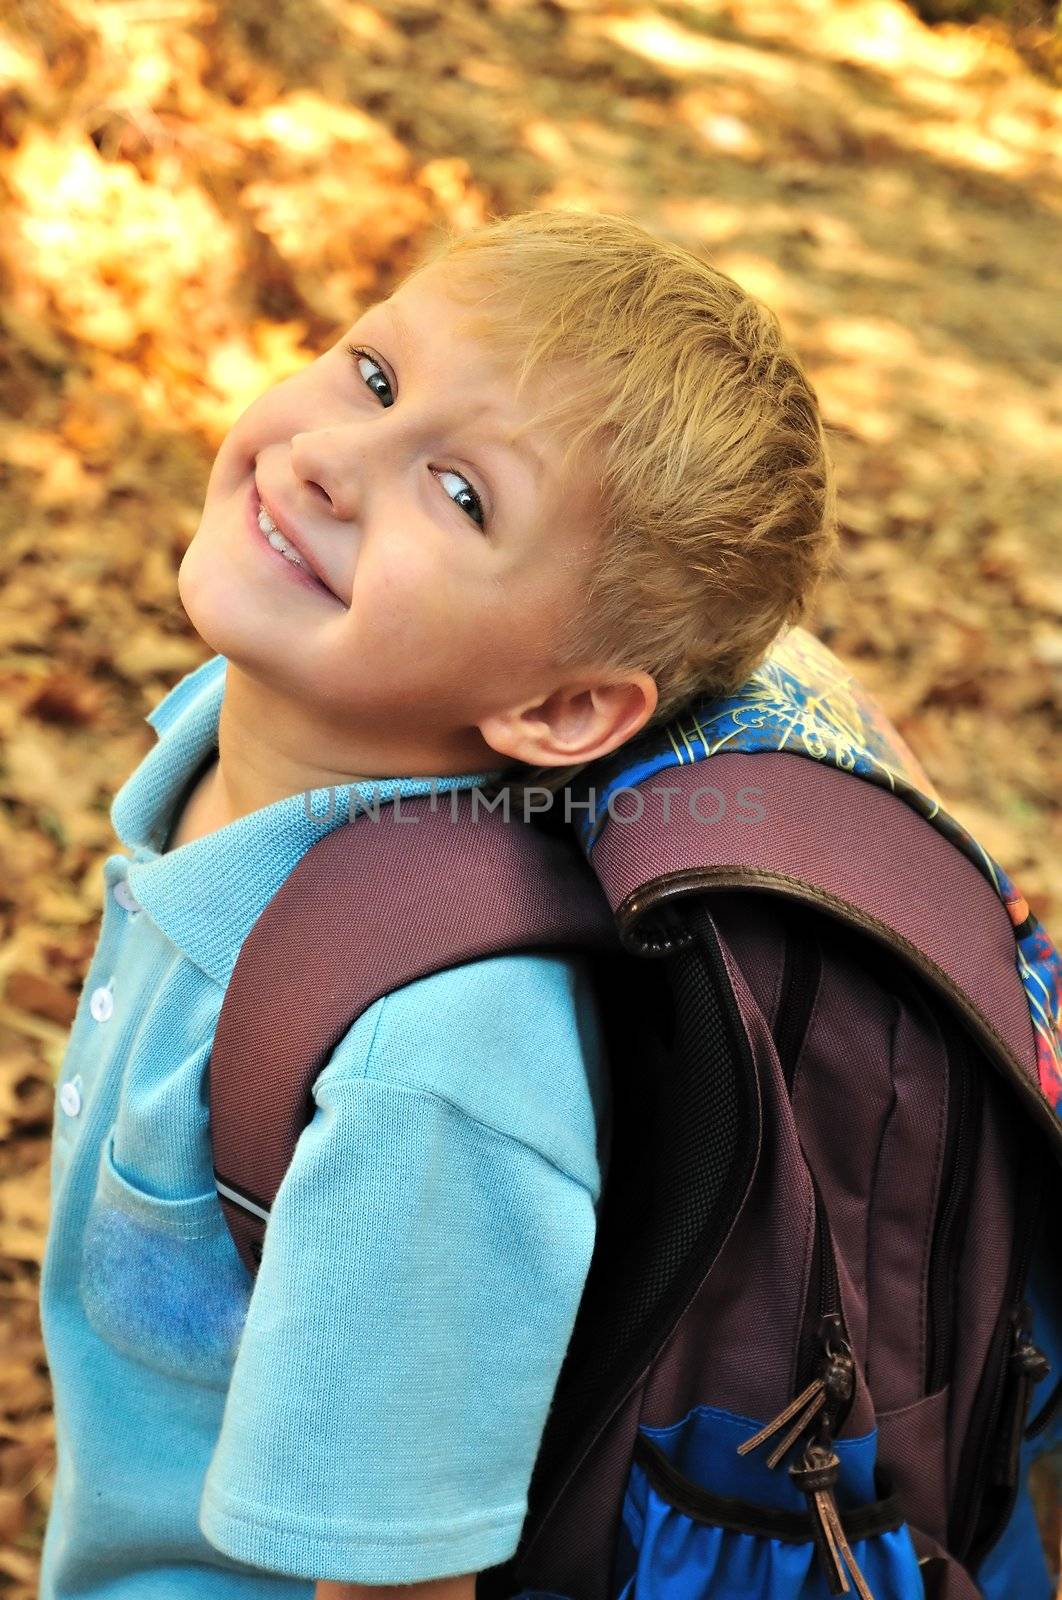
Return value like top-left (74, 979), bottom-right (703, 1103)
top-left (404, 208), bottom-right (840, 798)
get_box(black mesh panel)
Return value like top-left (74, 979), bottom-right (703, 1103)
top-left (521, 898), bottom-right (758, 1536)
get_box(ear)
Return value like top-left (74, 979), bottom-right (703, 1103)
top-left (477, 672), bottom-right (658, 769)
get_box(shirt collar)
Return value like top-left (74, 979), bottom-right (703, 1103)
top-left (110, 655), bottom-right (506, 988)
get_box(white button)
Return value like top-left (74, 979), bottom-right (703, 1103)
top-left (113, 880), bottom-right (140, 913)
top-left (89, 986), bottom-right (114, 1023)
top-left (59, 1079), bottom-right (82, 1117)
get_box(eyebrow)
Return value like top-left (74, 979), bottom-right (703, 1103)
top-left (371, 302), bottom-right (547, 481)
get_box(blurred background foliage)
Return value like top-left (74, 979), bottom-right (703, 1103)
top-left (0, 0), bottom-right (1059, 1590)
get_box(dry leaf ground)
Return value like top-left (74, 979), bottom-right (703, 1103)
top-left (0, 0), bottom-right (1059, 1591)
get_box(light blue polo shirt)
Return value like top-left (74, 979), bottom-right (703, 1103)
top-left (39, 652), bottom-right (612, 1596)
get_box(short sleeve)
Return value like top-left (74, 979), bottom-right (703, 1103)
top-left (197, 951), bottom-right (608, 1585)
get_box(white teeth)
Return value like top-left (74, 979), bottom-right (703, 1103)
top-left (257, 505), bottom-right (304, 566)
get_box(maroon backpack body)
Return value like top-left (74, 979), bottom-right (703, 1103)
top-left (208, 634), bottom-right (1062, 1600)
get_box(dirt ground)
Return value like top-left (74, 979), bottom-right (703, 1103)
top-left (0, 0), bottom-right (1059, 1590)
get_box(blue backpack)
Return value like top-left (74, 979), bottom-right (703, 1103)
top-left (209, 626), bottom-right (1062, 1599)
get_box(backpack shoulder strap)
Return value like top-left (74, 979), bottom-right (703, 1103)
top-left (566, 624), bottom-right (1061, 1138)
top-left (210, 790), bottom-right (621, 1276)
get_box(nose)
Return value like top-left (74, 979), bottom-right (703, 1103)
top-left (290, 429), bottom-right (358, 520)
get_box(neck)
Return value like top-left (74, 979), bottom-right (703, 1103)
top-left (206, 662), bottom-right (505, 829)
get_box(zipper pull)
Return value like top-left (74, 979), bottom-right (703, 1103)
top-left (738, 1316), bottom-right (855, 1468)
top-left (789, 1440), bottom-right (877, 1600)
top-left (995, 1303), bottom-right (1051, 1488)
top-left (737, 1373), bottom-right (830, 1465)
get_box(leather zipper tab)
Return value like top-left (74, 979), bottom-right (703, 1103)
top-left (740, 1312), bottom-right (867, 1593)
top-left (738, 1325), bottom-right (855, 1468)
top-left (789, 1440), bottom-right (877, 1599)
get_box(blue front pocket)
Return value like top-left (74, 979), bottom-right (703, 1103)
top-left (613, 1407), bottom-right (925, 1599)
top-left (78, 1127), bottom-right (252, 1388)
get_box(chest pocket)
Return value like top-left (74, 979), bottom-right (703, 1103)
top-left (78, 1126), bottom-right (253, 1389)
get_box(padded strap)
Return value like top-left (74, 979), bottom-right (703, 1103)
top-left (589, 751), bottom-right (1053, 1143)
top-left (209, 791), bottom-right (621, 1276)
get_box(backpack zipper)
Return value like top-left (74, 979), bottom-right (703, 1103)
top-left (949, 1157), bottom-right (1047, 1567)
top-left (996, 1304), bottom-right (1051, 1485)
top-left (737, 1180), bottom-right (872, 1595)
top-left (798, 1170), bottom-right (845, 1395)
top-left (924, 1024), bottom-right (982, 1395)
top-left (737, 1176), bottom-right (850, 1464)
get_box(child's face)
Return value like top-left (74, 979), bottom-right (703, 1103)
top-left (178, 262), bottom-right (611, 775)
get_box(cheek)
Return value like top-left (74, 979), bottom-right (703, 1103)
top-left (353, 540), bottom-right (515, 663)
top-left (223, 391), bottom-right (292, 462)
top-left (366, 524), bottom-right (481, 603)
top-left (216, 373), bottom-right (324, 474)
top-left (201, 404), bottom-right (273, 502)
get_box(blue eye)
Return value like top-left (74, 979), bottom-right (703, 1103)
top-left (344, 343), bottom-right (488, 531)
top-left (346, 342), bottom-right (394, 407)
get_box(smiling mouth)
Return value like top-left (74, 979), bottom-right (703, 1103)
top-left (250, 483), bottom-right (343, 603)
top-left (257, 501), bottom-right (306, 568)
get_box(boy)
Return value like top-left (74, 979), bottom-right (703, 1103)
top-left (39, 208), bottom-right (837, 1598)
